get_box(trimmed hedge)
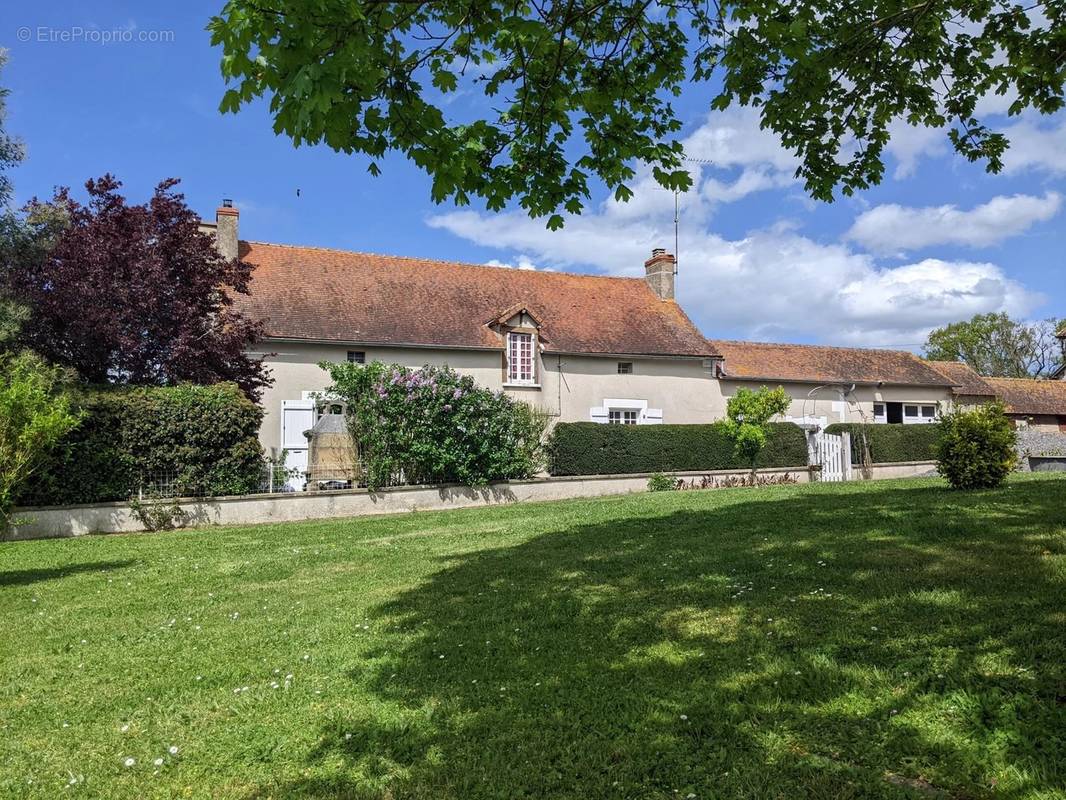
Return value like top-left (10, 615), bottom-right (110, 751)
top-left (825, 422), bottom-right (940, 464)
top-left (17, 383), bottom-right (264, 506)
top-left (546, 422), bottom-right (807, 476)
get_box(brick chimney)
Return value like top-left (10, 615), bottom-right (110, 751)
top-left (215, 199), bottom-right (239, 261)
top-left (644, 248), bottom-right (676, 301)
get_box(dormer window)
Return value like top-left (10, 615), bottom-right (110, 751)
top-left (507, 331), bottom-right (535, 384)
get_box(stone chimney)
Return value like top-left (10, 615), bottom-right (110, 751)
top-left (644, 248), bottom-right (676, 301)
top-left (215, 199), bottom-right (239, 261)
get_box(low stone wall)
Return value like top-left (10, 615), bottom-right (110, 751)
top-left (5, 461), bottom-right (938, 541)
top-left (1015, 429), bottom-right (1066, 471)
top-left (867, 461), bottom-right (939, 480)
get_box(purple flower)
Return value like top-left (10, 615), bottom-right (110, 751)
top-left (443, 404), bottom-right (452, 412)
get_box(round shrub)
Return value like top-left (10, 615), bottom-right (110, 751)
top-left (935, 401), bottom-right (1017, 490)
top-left (323, 361), bottom-right (547, 490)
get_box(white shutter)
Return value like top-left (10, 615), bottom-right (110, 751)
top-left (642, 408), bottom-right (663, 424)
top-left (589, 406), bottom-right (609, 423)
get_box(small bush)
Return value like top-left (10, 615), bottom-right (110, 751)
top-left (935, 402), bottom-right (1017, 490)
top-left (129, 498), bottom-right (187, 531)
top-left (18, 382), bottom-right (263, 506)
top-left (323, 361), bottom-right (548, 490)
top-left (647, 473), bottom-right (678, 492)
top-left (825, 423), bottom-right (941, 463)
top-left (546, 422), bottom-right (807, 476)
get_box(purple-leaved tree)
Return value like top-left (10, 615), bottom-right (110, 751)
top-left (9, 175), bottom-right (269, 400)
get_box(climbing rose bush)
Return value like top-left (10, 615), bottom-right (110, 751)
top-left (323, 361), bottom-right (547, 490)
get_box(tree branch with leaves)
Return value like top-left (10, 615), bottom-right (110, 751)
top-left (210, 0), bottom-right (1065, 226)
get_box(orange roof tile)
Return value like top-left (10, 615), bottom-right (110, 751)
top-left (234, 242), bottom-right (716, 358)
top-left (710, 339), bottom-right (954, 386)
top-left (982, 377), bottom-right (1066, 416)
top-left (923, 360), bottom-right (997, 396)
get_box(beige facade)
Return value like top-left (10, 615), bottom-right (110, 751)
top-left (253, 340), bottom-right (719, 455)
top-left (711, 379), bottom-right (956, 427)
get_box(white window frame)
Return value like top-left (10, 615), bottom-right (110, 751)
top-left (903, 403), bottom-right (938, 424)
top-left (590, 398), bottom-right (662, 425)
top-left (608, 409), bottom-right (639, 425)
top-left (505, 331), bottom-right (536, 386)
top-left (873, 403), bottom-right (887, 423)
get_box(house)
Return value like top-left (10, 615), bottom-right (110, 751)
top-left (981, 377), bottom-right (1066, 432)
top-left (201, 203), bottom-right (1061, 478)
top-left (202, 205), bottom-right (720, 478)
top-left (923, 360), bottom-right (1066, 432)
top-left (706, 340), bottom-right (959, 427)
top-left (924, 360), bottom-right (998, 408)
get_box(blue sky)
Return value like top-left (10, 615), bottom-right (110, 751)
top-left (3, 1), bottom-right (1064, 348)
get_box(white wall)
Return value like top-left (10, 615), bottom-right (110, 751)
top-left (252, 341), bottom-right (719, 453)
top-left (711, 379), bottom-right (956, 426)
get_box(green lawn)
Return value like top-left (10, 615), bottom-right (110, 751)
top-left (2, 475), bottom-right (1066, 799)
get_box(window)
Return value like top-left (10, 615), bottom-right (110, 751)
top-left (617, 362), bottom-right (633, 374)
top-left (608, 409), bottom-right (639, 425)
top-left (876, 401), bottom-right (937, 424)
top-left (347, 351), bottom-right (365, 364)
top-left (903, 403), bottom-right (938, 424)
top-left (507, 332), bottom-right (535, 384)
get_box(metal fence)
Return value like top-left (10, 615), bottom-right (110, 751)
top-left (132, 462), bottom-right (364, 500)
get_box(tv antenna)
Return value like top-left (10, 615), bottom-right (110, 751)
top-left (665, 157), bottom-right (715, 278)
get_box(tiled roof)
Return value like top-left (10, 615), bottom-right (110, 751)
top-left (710, 339), bottom-right (954, 386)
top-left (982, 377), bottom-right (1066, 416)
top-left (235, 242), bottom-right (717, 357)
top-left (923, 360), bottom-right (997, 396)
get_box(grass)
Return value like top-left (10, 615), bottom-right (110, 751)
top-left (2, 475), bottom-right (1065, 799)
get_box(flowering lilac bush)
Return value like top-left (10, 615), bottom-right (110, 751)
top-left (323, 361), bottom-right (547, 490)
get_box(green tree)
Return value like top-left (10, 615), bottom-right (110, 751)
top-left (723, 386), bottom-right (791, 476)
top-left (210, 1), bottom-right (1065, 225)
top-left (0, 352), bottom-right (82, 524)
top-left (0, 50), bottom-right (29, 347)
top-left (923, 313), bottom-right (1064, 378)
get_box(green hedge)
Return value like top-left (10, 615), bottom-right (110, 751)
top-left (546, 422), bottom-right (807, 476)
top-left (825, 422), bottom-right (941, 464)
top-left (17, 383), bottom-right (264, 506)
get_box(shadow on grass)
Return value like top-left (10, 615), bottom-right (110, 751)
top-left (0, 559), bottom-right (136, 588)
top-left (261, 481), bottom-right (1066, 799)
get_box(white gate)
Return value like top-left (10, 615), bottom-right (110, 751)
top-left (812, 431), bottom-right (852, 482)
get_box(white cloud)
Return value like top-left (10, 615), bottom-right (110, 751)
top-left (846, 192), bottom-right (1061, 254)
top-left (426, 103), bottom-right (1048, 347)
top-left (427, 208), bottom-right (1039, 347)
top-left (484, 255), bottom-right (543, 270)
top-left (885, 121), bottom-right (948, 178)
top-left (680, 107), bottom-right (800, 205)
top-left (1000, 118), bottom-right (1066, 175)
